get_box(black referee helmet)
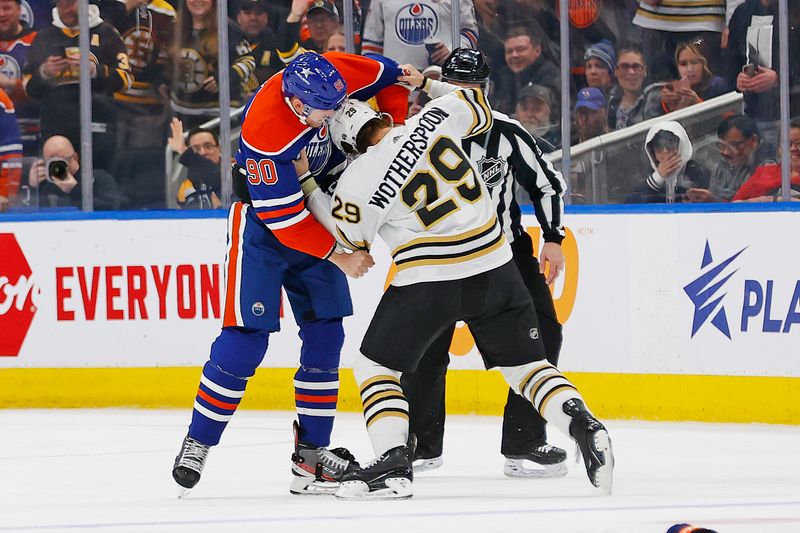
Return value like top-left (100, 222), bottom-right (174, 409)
top-left (441, 48), bottom-right (491, 86)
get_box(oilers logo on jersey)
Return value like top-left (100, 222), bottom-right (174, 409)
top-left (0, 55), bottom-right (21, 81)
top-left (18, 0), bottom-right (35, 29)
top-left (306, 123), bottom-right (333, 176)
top-left (395, 3), bottom-right (439, 45)
top-left (477, 156), bottom-right (506, 189)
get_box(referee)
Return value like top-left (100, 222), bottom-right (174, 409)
top-left (400, 49), bottom-right (569, 478)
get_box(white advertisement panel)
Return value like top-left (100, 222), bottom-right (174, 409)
top-left (1, 211), bottom-right (798, 376)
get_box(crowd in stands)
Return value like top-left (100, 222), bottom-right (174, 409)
top-left (0, 0), bottom-right (798, 211)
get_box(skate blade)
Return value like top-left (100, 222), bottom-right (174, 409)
top-left (592, 430), bottom-right (614, 496)
top-left (412, 456), bottom-right (443, 473)
top-left (289, 475), bottom-right (338, 496)
top-left (334, 478), bottom-right (413, 501)
top-left (503, 459), bottom-right (568, 479)
top-left (176, 485), bottom-right (192, 499)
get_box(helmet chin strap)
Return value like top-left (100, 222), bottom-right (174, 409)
top-left (285, 96), bottom-right (313, 125)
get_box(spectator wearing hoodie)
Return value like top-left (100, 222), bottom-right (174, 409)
top-left (25, 0), bottom-right (133, 170)
top-left (607, 42), bottom-right (664, 130)
top-left (627, 120), bottom-right (709, 203)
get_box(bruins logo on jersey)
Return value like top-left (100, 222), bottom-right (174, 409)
top-left (477, 156), bottom-right (505, 189)
top-left (177, 48), bottom-right (209, 93)
top-left (123, 27), bottom-right (156, 71)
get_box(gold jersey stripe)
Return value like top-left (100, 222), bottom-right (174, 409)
top-left (394, 233), bottom-right (506, 272)
top-left (392, 216), bottom-right (497, 256)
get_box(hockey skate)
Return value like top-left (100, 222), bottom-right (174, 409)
top-left (503, 442), bottom-right (568, 479)
top-left (172, 434), bottom-right (210, 498)
top-left (290, 421), bottom-right (359, 495)
top-left (563, 398), bottom-right (614, 494)
top-left (412, 454), bottom-right (443, 473)
top-left (335, 443), bottom-right (414, 500)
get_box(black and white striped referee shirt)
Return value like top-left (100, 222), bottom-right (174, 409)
top-left (463, 111), bottom-right (566, 245)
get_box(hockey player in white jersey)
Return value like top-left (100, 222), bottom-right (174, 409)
top-left (325, 87), bottom-right (614, 500)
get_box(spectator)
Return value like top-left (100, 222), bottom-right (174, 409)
top-left (627, 121), bottom-right (709, 203)
top-left (685, 114), bottom-right (776, 202)
top-left (97, 0), bottom-right (175, 114)
top-left (632, 0), bottom-right (726, 74)
top-left (303, 0), bottom-right (340, 52)
top-left (660, 37), bottom-right (730, 113)
top-left (167, 117), bottom-right (222, 209)
top-left (24, 0), bottom-right (133, 170)
top-left (607, 42), bottom-right (663, 129)
top-left (0, 0), bottom-right (39, 158)
top-left (167, 0), bottom-right (256, 130)
top-left (733, 119), bottom-right (800, 201)
top-left (574, 87), bottom-right (609, 143)
top-left (0, 86), bottom-right (21, 210)
top-left (27, 134), bottom-right (121, 210)
top-left (236, 0), bottom-right (297, 85)
top-left (726, 0), bottom-right (800, 151)
top-left (96, 0), bottom-right (176, 208)
top-left (491, 26), bottom-right (559, 116)
top-left (294, 0), bottom-right (362, 53)
top-left (324, 27), bottom-right (346, 52)
top-left (514, 83), bottom-right (560, 153)
top-left (583, 39), bottom-right (615, 95)
top-left (361, 0), bottom-right (478, 69)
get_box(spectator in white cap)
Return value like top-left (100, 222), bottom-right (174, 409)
top-left (584, 39), bottom-right (616, 96)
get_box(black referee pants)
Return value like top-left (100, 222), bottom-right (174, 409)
top-left (401, 233), bottom-right (563, 458)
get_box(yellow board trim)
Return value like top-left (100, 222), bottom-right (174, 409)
top-left (0, 368), bottom-right (798, 424)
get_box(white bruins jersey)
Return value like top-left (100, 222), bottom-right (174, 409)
top-left (333, 88), bottom-right (512, 287)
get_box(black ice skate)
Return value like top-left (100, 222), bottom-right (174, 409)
top-left (290, 421), bottom-right (359, 495)
top-left (335, 444), bottom-right (414, 500)
top-left (563, 398), bottom-right (614, 494)
top-left (172, 434), bottom-right (210, 498)
top-left (503, 441), bottom-right (568, 478)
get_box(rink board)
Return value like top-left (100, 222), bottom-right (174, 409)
top-left (0, 208), bottom-right (798, 423)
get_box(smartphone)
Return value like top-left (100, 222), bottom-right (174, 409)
top-left (742, 64), bottom-right (756, 77)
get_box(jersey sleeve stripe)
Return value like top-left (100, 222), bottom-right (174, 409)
top-left (252, 191), bottom-right (304, 208)
top-left (263, 209), bottom-right (310, 230)
top-left (0, 143), bottom-right (23, 154)
top-left (255, 201), bottom-right (305, 220)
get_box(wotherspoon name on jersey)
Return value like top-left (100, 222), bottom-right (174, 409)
top-left (368, 106), bottom-right (449, 209)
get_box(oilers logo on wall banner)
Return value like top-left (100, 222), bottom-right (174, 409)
top-left (306, 123), bottom-right (333, 176)
top-left (395, 3), bottom-right (439, 45)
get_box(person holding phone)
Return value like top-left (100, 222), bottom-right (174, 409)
top-left (660, 38), bottom-right (730, 113)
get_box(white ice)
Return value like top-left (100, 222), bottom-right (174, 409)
top-left (1, 409), bottom-right (798, 533)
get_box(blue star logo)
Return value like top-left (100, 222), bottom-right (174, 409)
top-left (683, 240), bottom-right (746, 339)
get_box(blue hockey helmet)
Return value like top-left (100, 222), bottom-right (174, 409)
top-left (282, 52), bottom-right (347, 112)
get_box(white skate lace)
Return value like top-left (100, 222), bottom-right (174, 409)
top-left (179, 438), bottom-right (209, 472)
top-left (319, 449), bottom-right (349, 474)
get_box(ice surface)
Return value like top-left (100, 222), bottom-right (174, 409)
top-left (1, 409), bottom-right (798, 532)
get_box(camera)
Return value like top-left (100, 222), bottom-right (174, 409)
top-left (46, 157), bottom-right (70, 182)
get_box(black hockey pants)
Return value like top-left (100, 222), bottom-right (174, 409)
top-left (401, 232), bottom-right (563, 458)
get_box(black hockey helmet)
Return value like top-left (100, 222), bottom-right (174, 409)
top-left (441, 48), bottom-right (491, 85)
